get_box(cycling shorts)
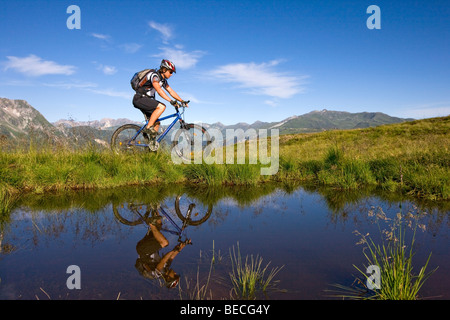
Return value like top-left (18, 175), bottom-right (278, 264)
top-left (133, 93), bottom-right (164, 117)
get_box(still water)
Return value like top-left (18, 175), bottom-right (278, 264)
top-left (0, 184), bottom-right (448, 300)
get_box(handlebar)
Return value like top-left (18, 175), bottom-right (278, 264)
top-left (172, 100), bottom-right (190, 108)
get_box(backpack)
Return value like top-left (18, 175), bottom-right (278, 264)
top-left (130, 69), bottom-right (155, 91)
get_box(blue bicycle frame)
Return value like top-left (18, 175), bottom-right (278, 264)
top-left (131, 105), bottom-right (187, 148)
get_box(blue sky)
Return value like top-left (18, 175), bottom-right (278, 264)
top-left (1, 0), bottom-right (449, 125)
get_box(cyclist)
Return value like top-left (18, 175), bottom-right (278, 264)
top-left (134, 210), bottom-right (191, 289)
top-left (132, 59), bottom-right (189, 138)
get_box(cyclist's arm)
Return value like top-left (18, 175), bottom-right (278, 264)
top-left (152, 80), bottom-right (172, 103)
top-left (166, 85), bottom-right (189, 107)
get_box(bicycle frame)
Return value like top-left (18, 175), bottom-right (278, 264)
top-left (132, 202), bottom-right (193, 242)
top-left (130, 106), bottom-right (187, 148)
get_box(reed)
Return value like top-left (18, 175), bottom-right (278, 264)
top-left (330, 207), bottom-right (438, 300)
top-left (229, 242), bottom-right (284, 300)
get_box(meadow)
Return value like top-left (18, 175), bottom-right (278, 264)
top-left (1, 116), bottom-right (448, 214)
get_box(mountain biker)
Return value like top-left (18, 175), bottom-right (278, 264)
top-left (134, 209), bottom-right (191, 289)
top-left (132, 59), bottom-right (189, 138)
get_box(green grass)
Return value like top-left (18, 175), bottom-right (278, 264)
top-left (229, 242), bottom-right (284, 300)
top-left (178, 241), bottom-right (284, 300)
top-left (330, 207), bottom-right (438, 300)
top-left (278, 116), bottom-right (449, 200)
top-left (0, 116), bottom-right (448, 206)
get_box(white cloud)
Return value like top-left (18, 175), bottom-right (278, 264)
top-left (148, 21), bottom-right (173, 43)
top-left (91, 33), bottom-right (111, 41)
top-left (211, 60), bottom-right (308, 99)
top-left (99, 65), bottom-right (117, 75)
top-left (43, 81), bottom-right (97, 90)
top-left (86, 88), bottom-right (132, 100)
top-left (396, 102), bottom-right (450, 119)
top-left (153, 47), bottom-right (206, 69)
top-left (91, 61), bottom-right (117, 75)
top-left (3, 55), bottom-right (76, 77)
top-left (264, 100), bottom-right (279, 107)
top-left (43, 81), bottom-right (130, 99)
top-left (120, 43), bottom-right (142, 54)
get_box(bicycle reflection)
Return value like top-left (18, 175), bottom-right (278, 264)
top-left (113, 195), bottom-right (213, 289)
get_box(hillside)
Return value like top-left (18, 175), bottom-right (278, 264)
top-left (277, 116), bottom-right (449, 200)
top-left (0, 98), bottom-right (62, 141)
top-left (204, 109), bottom-right (414, 136)
top-left (1, 97), bottom-right (416, 149)
top-left (0, 116), bottom-right (448, 202)
top-left (273, 109), bottom-right (414, 133)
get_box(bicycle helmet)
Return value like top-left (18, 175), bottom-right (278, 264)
top-left (160, 59), bottom-right (176, 73)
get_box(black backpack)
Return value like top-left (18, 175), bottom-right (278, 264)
top-left (130, 69), bottom-right (155, 91)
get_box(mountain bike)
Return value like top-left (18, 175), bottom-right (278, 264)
top-left (110, 101), bottom-right (211, 162)
top-left (112, 195), bottom-right (213, 242)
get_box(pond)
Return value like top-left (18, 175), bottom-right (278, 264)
top-left (0, 183), bottom-right (448, 300)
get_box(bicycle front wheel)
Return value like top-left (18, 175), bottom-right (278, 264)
top-left (175, 195), bottom-right (213, 226)
top-left (111, 124), bottom-right (149, 154)
top-left (171, 124), bottom-right (211, 162)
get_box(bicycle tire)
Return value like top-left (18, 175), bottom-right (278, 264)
top-left (175, 195), bottom-right (212, 226)
top-left (112, 203), bottom-right (153, 226)
top-left (111, 124), bottom-right (150, 154)
top-left (171, 123), bottom-right (211, 162)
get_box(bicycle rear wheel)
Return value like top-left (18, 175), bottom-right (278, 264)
top-left (111, 124), bottom-right (149, 154)
top-left (171, 123), bottom-right (211, 162)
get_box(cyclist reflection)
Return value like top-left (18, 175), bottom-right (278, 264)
top-left (112, 195), bottom-right (212, 288)
top-left (135, 210), bottom-right (191, 289)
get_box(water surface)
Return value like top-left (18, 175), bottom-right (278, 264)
top-left (0, 184), bottom-right (448, 300)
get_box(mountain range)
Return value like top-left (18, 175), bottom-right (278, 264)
top-left (0, 97), bottom-right (414, 148)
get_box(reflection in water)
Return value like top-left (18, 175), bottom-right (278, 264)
top-left (0, 183), bottom-right (448, 299)
top-left (113, 196), bottom-right (213, 289)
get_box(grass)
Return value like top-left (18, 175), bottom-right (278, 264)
top-left (278, 116), bottom-right (449, 200)
top-left (178, 241), bottom-right (284, 300)
top-left (0, 116), bottom-right (448, 209)
top-left (229, 242), bottom-right (284, 300)
top-left (329, 207), bottom-right (438, 300)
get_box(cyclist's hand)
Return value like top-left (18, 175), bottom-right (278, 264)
top-left (170, 100), bottom-right (178, 106)
top-left (182, 100), bottom-right (189, 108)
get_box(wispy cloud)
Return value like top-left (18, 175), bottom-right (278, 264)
top-left (3, 55), bottom-right (76, 77)
top-left (43, 81), bottom-right (130, 99)
top-left (43, 81), bottom-right (97, 90)
top-left (148, 21), bottom-right (173, 43)
top-left (120, 43), bottom-right (143, 54)
top-left (90, 33), bottom-right (111, 41)
top-left (152, 46), bottom-right (206, 69)
top-left (211, 60), bottom-right (308, 99)
top-left (264, 100), bottom-right (279, 107)
top-left (97, 64), bottom-right (117, 75)
top-left (86, 88), bottom-right (132, 99)
top-left (396, 101), bottom-right (450, 119)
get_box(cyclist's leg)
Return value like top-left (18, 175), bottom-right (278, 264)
top-left (148, 102), bottom-right (166, 131)
top-left (133, 95), bottom-right (161, 130)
